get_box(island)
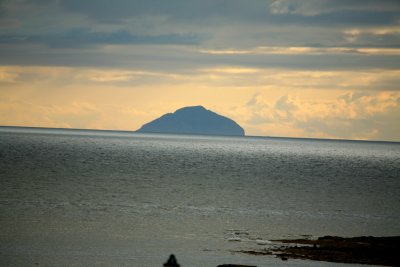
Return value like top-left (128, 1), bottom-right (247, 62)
top-left (136, 106), bottom-right (245, 136)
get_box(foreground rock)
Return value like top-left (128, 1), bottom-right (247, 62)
top-left (137, 106), bottom-right (245, 136)
top-left (164, 254), bottom-right (180, 267)
top-left (238, 236), bottom-right (400, 266)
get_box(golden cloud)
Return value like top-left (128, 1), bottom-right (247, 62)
top-left (241, 91), bottom-right (400, 140)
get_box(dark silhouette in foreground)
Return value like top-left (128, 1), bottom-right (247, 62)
top-left (163, 254), bottom-right (257, 267)
top-left (164, 254), bottom-right (180, 267)
top-left (137, 106), bottom-right (245, 136)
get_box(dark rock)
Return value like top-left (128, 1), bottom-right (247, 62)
top-left (238, 235), bottom-right (400, 266)
top-left (137, 106), bottom-right (245, 136)
top-left (163, 254), bottom-right (180, 267)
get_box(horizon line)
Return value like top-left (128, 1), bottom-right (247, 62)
top-left (1, 125), bottom-right (399, 144)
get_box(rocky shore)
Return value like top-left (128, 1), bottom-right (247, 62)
top-left (238, 236), bottom-right (400, 266)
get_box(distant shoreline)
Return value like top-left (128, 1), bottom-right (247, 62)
top-left (1, 125), bottom-right (399, 144)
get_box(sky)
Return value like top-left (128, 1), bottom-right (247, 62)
top-left (0, 0), bottom-right (400, 141)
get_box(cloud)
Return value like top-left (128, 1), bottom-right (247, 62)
top-left (270, 0), bottom-right (303, 15)
top-left (0, 1), bottom-right (399, 71)
top-left (275, 95), bottom-right (298, 112)
top-left (270, 0), bottom-right (400, 17)
top-left (192, 67), bottom-right (400, 91)
top-left (3, 66), bottom-right (400, 92)
top-left (56, 0), bottom-right (400, 28)
top-left (3, 1), bottom-right (400, 38)
top-left (1, 39), bottom-right (399, 72)
top-left (0, 99), bottom-right (151, 131)
top-left (0, 67), bottom-right (19, 83)
top-left (77, 69), bottom-right (138, 83)
top-left (200, 67), bottom-right (260, 74)
top-left (58, 0), bottom-right (270, 23)
top-left (0, 29), bottom-right (202, 48)
top-left (0, 66), bottom-right (190, 89)
top-left (200, 46), bottom-right (400, 56)
top-left (243, 91), bottom-right (400, 141)
top-left (246, 93), bottom-right (261, 106)
top-left (74, 68), bottom-right (183, 86)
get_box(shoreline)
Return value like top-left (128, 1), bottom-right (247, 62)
top-left (237, 235), bottom-right (400, 266)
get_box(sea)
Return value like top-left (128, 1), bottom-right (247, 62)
top-left (0, 126), bottom-right (399, 267)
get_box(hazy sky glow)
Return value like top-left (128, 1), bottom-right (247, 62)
top-left (1, 0), bottom-right (400, 141)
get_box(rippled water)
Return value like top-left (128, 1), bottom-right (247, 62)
top-left (0, 127), bottom-right (399, 267)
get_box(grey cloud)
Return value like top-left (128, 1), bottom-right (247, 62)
top-left (224, 53), bottom-right (400, 70)
top-left (1, 0), bottom-right (399, 52)
top-left (1, 43), bottom-right (400, 72)
top-left (339, 92), bottom-right (369, 104)
top-left (366, 77), bottom-right (400, 91)
top-left (266, 0), bottom-right (400, 30)
top-left (1, 0), bottom-right (399, 71)
top-left (342, 34), bottom-right (400, 49)
top-left (246, 93), bottom-right (260, 106)
top-left (58, 0), bottom-right (269, 23)
top-left (58, 0), bottom-right (400, 26)
top-left (267, 10), bottom-right (400, 28)
top-left (56, 0), bottom-right (400, 31)
top-left (0, 28), bottom-right (202, 48)
top-left (275, 95), bottom-right (297, 111)
top-left (270, 0), bottom-right (400, 16)
top-left (5, 0), bottom-right (399, 28)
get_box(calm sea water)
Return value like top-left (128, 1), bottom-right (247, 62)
top-left (0, 126), bottom-right (399, 267)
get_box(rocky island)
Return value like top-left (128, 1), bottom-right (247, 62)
top-left (137, 106), bottom-right (245, 136)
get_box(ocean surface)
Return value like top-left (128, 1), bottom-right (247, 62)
top-left (0, 126), bottom-right (399, 267)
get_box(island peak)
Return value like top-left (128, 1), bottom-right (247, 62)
top-left (137, 106), bottom-right (245, 136)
